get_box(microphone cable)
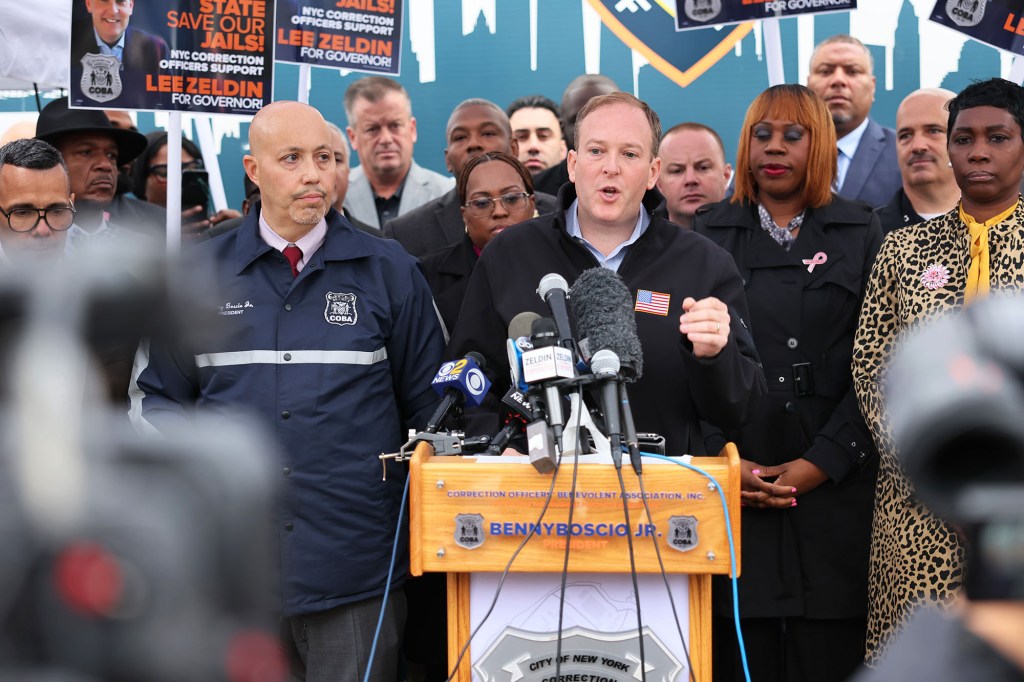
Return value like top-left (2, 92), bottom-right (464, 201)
top-left (553, 383), bottom-right (582, 682)
top-left (616, 455), bottom-right (648, 681)
top-left (364, 471), bottom-right (410, 682)
top-left (641, 452), bottom-right (751, 682)
top-left (444, 433), bottom-right (567, 682)
top-left (635, 470), bottom-right (697, 682)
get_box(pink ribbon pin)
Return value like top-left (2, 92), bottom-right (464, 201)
top-left (802, 252), bottom-right (827, 273)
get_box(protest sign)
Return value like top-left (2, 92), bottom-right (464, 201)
top-left (675, 0), bottom-right (857, 31)
top-left (69, 0), bottom-right (273, 114)
top-left (929, 0), bottom-right (1024, 57)
top-left (275, 0), bottom-right (402, 75)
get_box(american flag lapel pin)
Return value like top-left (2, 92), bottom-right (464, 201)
top-left (635, 289), bottom-right (670, 316)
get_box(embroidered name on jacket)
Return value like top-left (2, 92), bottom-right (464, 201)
top-left (325, 292), bottom-right (358, 326)
top-left (219, 300), bottom-right (254, 316)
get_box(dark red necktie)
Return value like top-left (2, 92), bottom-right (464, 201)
top-left (283, 244), bottom-right (302, 278)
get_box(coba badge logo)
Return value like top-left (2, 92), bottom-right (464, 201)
top-left (325, 292), bottom-right (357, 327)
top-left (455, 513), bottom-right (485, 550)
top-left (80, 54), bottom-right (123, 103)
top-left (945, 0), bottom-right (986, 27)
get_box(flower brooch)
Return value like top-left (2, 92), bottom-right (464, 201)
top-left (921, 263), bottom-right (950, 290)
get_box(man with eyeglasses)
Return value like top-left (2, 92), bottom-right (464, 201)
top-left (0, 139), bottom-right (75, 262)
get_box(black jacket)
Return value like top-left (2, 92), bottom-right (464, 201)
top-left (695, 196), bottom-right (882, 618)
top-left (874, 187), bottom-right (925, 235)
top-left (420, 235), bottom-right (477, 335)
top-left (383, 188), bottom-right (556, 259)
top-left (531, 159), bottom-right (570, 197)
top-left (446, 185), bottom-right (766, 457)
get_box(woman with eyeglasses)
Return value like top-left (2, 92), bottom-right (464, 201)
top-left (131, 132), bottom-right (241, 238)
top-left (694, 84), bottom-right (883, 682)
top-left (421, 151), bottom-right (536, 332)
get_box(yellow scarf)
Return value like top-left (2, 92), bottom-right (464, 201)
top-left (960, 200), bottom-right (1018, 302)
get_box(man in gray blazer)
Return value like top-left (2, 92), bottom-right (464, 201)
top-left (343, 77), bottom-right (453, 230)
top-left (384, 99), bottom-right (557, 259)
top-left (808, 34), bottom-right (901, 208)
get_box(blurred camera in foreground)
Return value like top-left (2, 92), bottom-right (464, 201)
top-left (887, 293), bottom-right (1024, 602)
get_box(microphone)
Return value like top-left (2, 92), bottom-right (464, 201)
top-left (506, 311), bottom-right (540, 391)
top-left (522, 318), bottom-right (573, 448)
top-left (570, 268), bottom-right (644, 380)
top-left (508, 310), bottom-right (541, 340)
top-left (425, 352), bottom-right (491, 433)
top-left (527, 419), bottom-right (556, 473)
top-left (537, 273), bottom-right (577, 358)
top-left (592, 350), bottom-right (624, 469)
top-left (572, 268), bottom-right (649, 471)
top-left (484, 387), bottom-right (536, 456)
top-left (506, 336), bottom-right (532, 391)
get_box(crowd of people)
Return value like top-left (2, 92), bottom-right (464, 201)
top-left (2, 27), bottom-right (1024, 682)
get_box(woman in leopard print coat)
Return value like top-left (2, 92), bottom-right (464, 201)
top-left (853, 77), bottom-right (1024, 665)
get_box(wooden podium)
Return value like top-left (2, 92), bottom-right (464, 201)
top-left (408, 442), bottom-right (741, 682)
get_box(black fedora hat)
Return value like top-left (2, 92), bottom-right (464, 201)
top-left (34, 98), bottom-right (148, 164)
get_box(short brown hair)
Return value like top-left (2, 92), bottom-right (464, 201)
top-left (732, 84), bottom-right (836, 209)
top-left (457, 151), bottom-right (534, 205)
top-left (343, 76), bottom-right (410, 123)
top-left (574, 91), bottom-right (661, 158)
top-left (661, 122), bottom-right (727, 164)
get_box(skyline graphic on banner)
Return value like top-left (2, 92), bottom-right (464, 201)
top-left (0, 0), bottom-right (1008, 210)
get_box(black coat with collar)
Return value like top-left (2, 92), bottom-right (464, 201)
top-left (420, 235), bottom-right (477, 334)
top-left (446, 185), bottom-right (766, 458)
top-left (874, 187), bottom-right (926, 235)
top-left (383, 188), bottom-right (557, 259)
top-left (695, 196), bottom-right (882, 618)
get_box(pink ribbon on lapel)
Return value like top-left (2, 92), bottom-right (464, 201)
top-left (802, 251), bottom-right (827, 273)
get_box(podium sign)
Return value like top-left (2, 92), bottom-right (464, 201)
top-left (469, 574), bottom-right (691, 681)
top-left (409, 448), bottom-right (740, 576)
top-left (408, 443), bottom-right (741, 681)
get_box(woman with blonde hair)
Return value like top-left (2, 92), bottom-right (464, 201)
top-left (695, 84), bottom-right (883, 682)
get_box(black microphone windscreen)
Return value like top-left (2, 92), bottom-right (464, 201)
top-left (508, 311), bottom-right (542, 341)
top-left (570, 268), bottom-right (643, 379)
top-left (466, 351), bottom-right (487, 370)
top-left (529, 317), bottom-right (559, 348)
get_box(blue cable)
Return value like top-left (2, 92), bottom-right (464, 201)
top-left (640, 452), bottom-right (751, 682)
top-left (364, 472), bottom-right (410, 682)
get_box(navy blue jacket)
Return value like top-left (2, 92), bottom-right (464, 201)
top-left (132, 208), bottom-right (444, 615)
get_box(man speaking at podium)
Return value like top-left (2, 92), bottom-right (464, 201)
top-left (447, 91), bottom-right (765, 456)
top-left (130, 101), bottom-right (444, 682)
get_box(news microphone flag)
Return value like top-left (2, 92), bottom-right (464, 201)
top-left (430, 356), bottom-right (491, 407)
top-left (635, 289), bottom-right (670, 316)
